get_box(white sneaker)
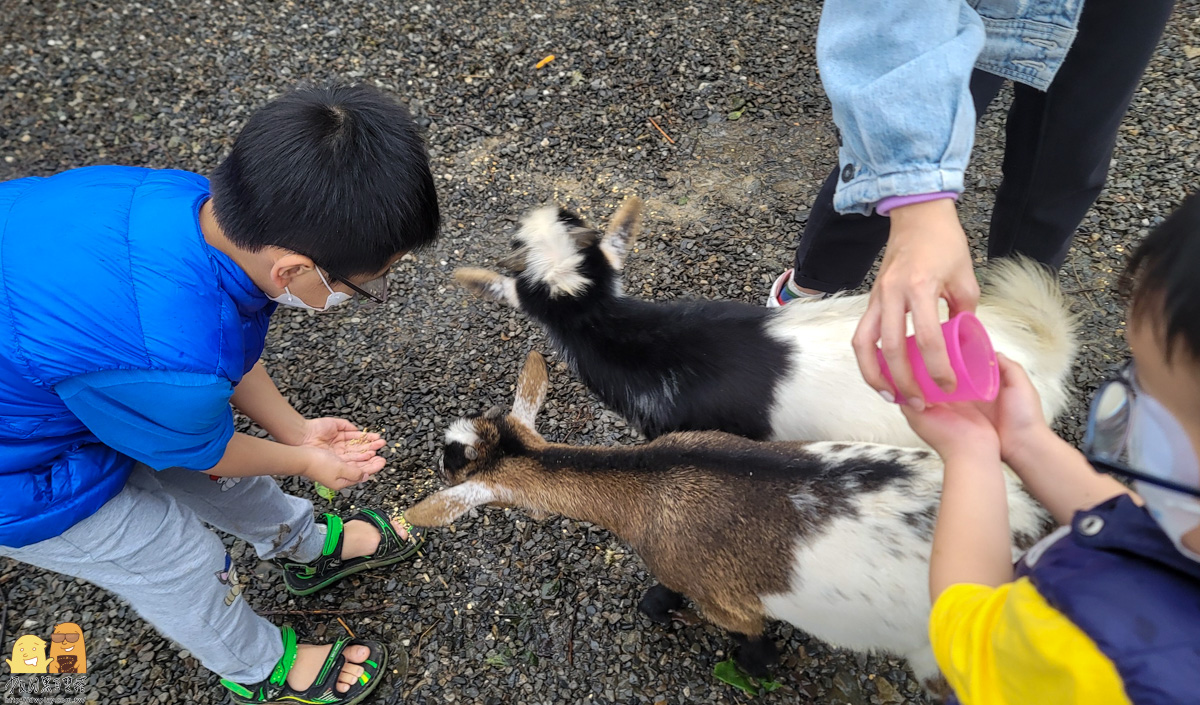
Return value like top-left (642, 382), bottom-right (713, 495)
top-left (766, 269), bottom-right (828, 307)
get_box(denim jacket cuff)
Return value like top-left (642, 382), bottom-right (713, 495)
top-left (832, 166), bottom-right (966, 216)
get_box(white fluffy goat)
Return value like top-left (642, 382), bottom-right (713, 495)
top-left (455, 198), bottom-right (1077, 446)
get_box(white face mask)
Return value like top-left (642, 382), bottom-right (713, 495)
top-left (1127, 391), bottom-right (1200, 561)
top-left (268, 268), bottom-right (352, 312)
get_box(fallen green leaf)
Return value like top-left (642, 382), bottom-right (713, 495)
top-left (713, 659), bottom-right (782, 697)
top-left (760, 679), bottom-right (782, 693)
top-left (727, 109), bottom-right (744, 121)
top-left (714, 659), bottom-right (756, 696)
top-left (314, 482), bottom-right (337, 502)
top-left (540, 578), bottom-right (562, 600)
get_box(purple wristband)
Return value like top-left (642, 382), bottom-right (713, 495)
top-left (875, 191), bottom-right (959, 216)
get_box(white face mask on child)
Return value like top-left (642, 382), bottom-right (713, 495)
top-left (1127, 391), bottom-right (1200, 561)
top-left (268, 268), bottom-right (352, 312)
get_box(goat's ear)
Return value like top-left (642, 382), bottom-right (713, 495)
top-left (511, 350), bottom-right (549, 429)
top-left (403, 482), bottom-right (499, 527)
top-left (454, 267), bottom-right (519, 307)
top-left (600, 196), bottom-right (643, 270)
top-left (572, 228), bottom-right (601, 249)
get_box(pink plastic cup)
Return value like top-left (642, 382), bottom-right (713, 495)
top-left (875, 311), bottom-right (999, 404)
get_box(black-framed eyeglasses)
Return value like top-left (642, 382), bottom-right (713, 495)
top-left (325, 269), bottom-right (388, 305)
top-left (1082, 362), bottom-right (1200, 500)
top-left (291, 250), bottom-right (389, 305)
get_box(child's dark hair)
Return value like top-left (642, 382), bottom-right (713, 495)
top-left (1121, 193), bottom-right (1200, 361)
top-left (210, 83), bottom-right (440, 277)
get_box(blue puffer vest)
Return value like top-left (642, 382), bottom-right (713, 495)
top-left (948, 494), bottom-right (1200, 704)
top-left (0, 166), bottom-right (273, 547)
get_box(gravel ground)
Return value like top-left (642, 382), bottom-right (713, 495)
top-left (2, 2), bottom-right (1199, 703)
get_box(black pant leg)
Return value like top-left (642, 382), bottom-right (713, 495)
top-left (790, 164), bottom-right (887, 292)
top-left (987, 0), bottom-right (1175, 269)
top-left (792, 70), bottom-right (1007, 292)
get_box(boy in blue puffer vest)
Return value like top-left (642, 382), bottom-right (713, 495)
top-left (903, 193), bottom-right (1200, 704)
top-left (0, 83), bottom-right (439, 704)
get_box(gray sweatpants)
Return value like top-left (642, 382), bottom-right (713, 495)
top-left (0, 464), bottom-right (325, 684)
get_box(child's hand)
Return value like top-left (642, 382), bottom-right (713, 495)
top-left (988, 354), bottom-right (1049, 462)
top-left (901, 401), bottom-right (1000, 464)
top-left (297, 417), bottom-right (386, 463)
top-left (301, 446), bottom-right (385, 491)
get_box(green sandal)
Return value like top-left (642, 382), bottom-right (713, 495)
top-left (221, 625), bottom-right (387, 705)
top-left (281, 508), bottom-right (424, 596)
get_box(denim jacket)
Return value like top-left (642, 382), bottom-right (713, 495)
top-left (817, 0), bottom-right (1084, 215)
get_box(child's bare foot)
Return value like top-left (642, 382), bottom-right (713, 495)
top-left (339, 517), bottom-right (410, 560)
top-left (288, 643), bottom-right (369, 694)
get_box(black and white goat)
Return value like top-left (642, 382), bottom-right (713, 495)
top-left (455, 199), bottom-right (1076, 446)
top-left (404, 351), bottom-right (1049, 693)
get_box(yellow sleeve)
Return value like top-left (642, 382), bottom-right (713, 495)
top-left (928, 579), bottom-right (1131, 705)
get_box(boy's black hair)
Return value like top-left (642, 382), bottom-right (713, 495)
top-left (210, 83), bottom-right (440, 277)
top-left (1121, 192), bottom-right (1200, 361)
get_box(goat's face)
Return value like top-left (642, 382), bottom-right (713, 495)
top-left (437, 411), bottom-right (541, 486)
top-left (501, 206), bottom-right (602, 298)
top-left (454, 196), bottom-right (642, 309)
top-left (438, 414), bottom-right (496, 486)
top-left (405, 351), bottom-right (550, 527)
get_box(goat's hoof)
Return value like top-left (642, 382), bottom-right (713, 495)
top-left (638, 583), bottom-right (685, 625)
top-left (733, 634), bottom-right (779, 679)
top-left (921, 676), bottom-right (953, 703)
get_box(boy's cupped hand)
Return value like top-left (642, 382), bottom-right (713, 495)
top-left (302, 446), bottom-right (385, 490)
top-left (901, 354), bottom-right (1048, 464)
top-left (297, 417), bottom-right (386, 458)
top-left (297, 417), bottom-right (387, 490)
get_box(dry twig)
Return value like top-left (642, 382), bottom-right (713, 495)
top-left (648, 117), bottom-right (675, 145)
top-left (414, 617), bottom-right (442, 661)
top-left (567, 603), bottom-right (580, 667)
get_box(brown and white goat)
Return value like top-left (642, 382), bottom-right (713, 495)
top-left (404, 351), bottom-right (1049, 689)
top-left (454, 198), bottom-right (1076, 446)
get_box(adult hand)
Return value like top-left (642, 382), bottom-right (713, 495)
top-left (295, 417), bottom-right (386, 462)
top-left (852, 198), bottom-right (980, 409)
